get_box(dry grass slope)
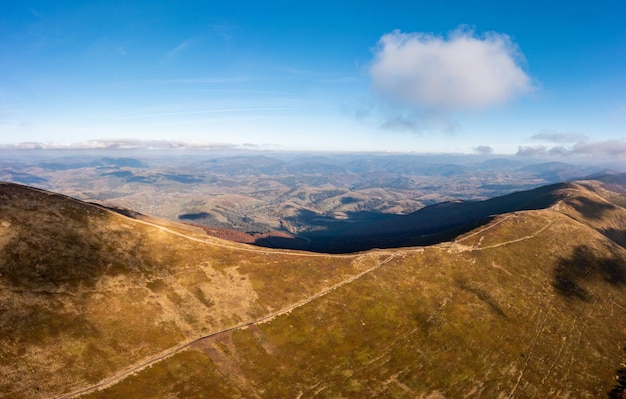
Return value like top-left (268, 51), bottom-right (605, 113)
top-left (1, 180), bottom-right (625, 398)
top-left (0, 183), bottom-right (374, 399)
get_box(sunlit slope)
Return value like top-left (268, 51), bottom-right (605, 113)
top-left (556, 179), bottom-right (626, 249)
top-left (83, 184), bottom-right (625, 397)
top-left (0, 182), bottom-right (377, 399)
top-left (1, 180), bottom-right (625, 398)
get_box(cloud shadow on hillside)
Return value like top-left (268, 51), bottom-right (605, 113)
top-left (552, 245), bottom-right (626, 301)
top-left (0, 205), bottom-right (154, 290)
top-left (569, 196), bottom-right (618, 220)
top-left (0, 184), bottom-right (184, 350)
top-left (601, 228), bottom-right (626, 249)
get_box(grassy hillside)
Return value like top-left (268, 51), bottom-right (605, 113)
top-left (0, 183), bottom-right (376, 398)
top-left (1, 180), bottom-right (625, 398)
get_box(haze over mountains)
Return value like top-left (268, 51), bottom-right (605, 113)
top-left (0, 153), bottom-right (625, 397)
top-left (0, 149), bottom-right (619, 252)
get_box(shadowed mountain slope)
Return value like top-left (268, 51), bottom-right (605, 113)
top-left (1, 180), bottom-right (625, 398)
top-left (254, 182), bottom-right (571, 253)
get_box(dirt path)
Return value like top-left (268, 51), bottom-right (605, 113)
top-left (110, 208), bottom-right (359, 258)
top-left (475, 218), bottom-right (557, 250)
top-left (507, 310), bottom-right (548, 399)
top-left (428, 216), bottom-right (557, 255)
top-left (58, 253), bottom-right (397, 399)
top-left (455, 215), bottom-right (513, 243)
top-left (56, 199), bottom-right (560, 398)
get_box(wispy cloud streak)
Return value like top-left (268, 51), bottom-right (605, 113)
top-left (0, 139), bottom-right (258, 151)
top-left (161, 39), bottom-right (192, 62)
top-left (118, 107), bottom-right (293, 120)
top-left (531, 130), bottom-right (586, 143)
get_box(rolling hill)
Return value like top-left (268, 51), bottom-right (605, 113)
top-left (0, 151), bottom-right (613, 241)
top-left (0, 179), bottom-right (625, 398)
top-left (255, 182), bottom-right (571, 253)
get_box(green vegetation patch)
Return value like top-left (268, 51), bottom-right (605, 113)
top-left (82, 350), bottom-right (245, 399)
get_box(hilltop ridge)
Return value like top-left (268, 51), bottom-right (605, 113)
top-left (0, 179), bottom-right (625, 398)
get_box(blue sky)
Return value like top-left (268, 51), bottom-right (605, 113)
top-left (1, 1), bottom-right (625, 156)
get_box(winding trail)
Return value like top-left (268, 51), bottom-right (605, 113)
top-left (507, 310), bottom-right (548, 399)
top-left (455, 215), bottom-right (513, 243)
top-left (432, 214), bottom-right (558, 253)
top-left (56, 199), bottom-right (559, 398)
top-left (114, 209), bottom-right (359, 258)
top-left (475, 217), bottom-right (557, 250)
top-left (58, 253), bottom-right (397, 399)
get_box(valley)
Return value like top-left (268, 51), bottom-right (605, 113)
top-left (0, 150), bottom-right (614, 252)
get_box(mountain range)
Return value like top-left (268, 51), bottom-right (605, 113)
top-left (0, 151), bottom-right (618, 244)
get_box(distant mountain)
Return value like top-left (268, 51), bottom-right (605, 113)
top-left (254, 182), bottom-right (570, 253)
top-left (329, 182), bottom-right (571, 252)
top-left (0, 169), bottom-right (48, 184)
top-left (286, 161), bottom-right (346, 175)
top-left (38, 157), bottom-right (147, 171)
top-left (475, 158), bottom-right (525, 169)
top-left (201, 155), bottom-right (286, 175)
top-left (519, 161), bottom-right (602, 181)
top-left (1, 179), bottom-right (625, 398)
top-left (0, 152), bottom-right (614, 240)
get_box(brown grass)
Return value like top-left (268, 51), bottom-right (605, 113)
top-left (1, 181), bottom-right (625, 398)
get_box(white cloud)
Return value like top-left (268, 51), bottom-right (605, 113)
top-left (516, 145), bottom-right (547, 157)
top-left (531, 130), bottom-right (586, 143)
top-left (369, 28), bottom-right (533, 111)
top-left (572, 140), bottom-right (626, 157)
top-left (473, 145), bottom-right (493, 154)
top-left (547, 146), bottom-right (569, 156)
top-left (517, 140), bottom-right (626, 158)
top-left (0, 139), bottom-right (251, 151)
top-left (380, 115), bottom-right (423, 131)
